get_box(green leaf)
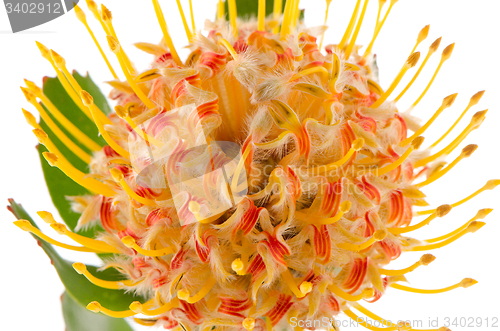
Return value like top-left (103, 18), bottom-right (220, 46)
top-left (8, 200), bottom-right (146, 311)
top-left (62, 291), bottom-right (133, 331)
top-left (38, 72), bottom-right (110, 236)
top-left (223, 0), bottom-right (286, 19)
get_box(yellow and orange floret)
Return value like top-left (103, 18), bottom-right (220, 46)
top-left (15, 0), bottom-right (498, 330)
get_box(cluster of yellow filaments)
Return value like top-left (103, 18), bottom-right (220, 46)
top-left (15, 0), bottom-right (497, 330)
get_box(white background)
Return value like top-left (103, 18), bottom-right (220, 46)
top-left (1, 0), bottom-right (499, 330)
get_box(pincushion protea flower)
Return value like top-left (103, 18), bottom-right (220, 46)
top-left (9, 0), bottom-right (498, 330)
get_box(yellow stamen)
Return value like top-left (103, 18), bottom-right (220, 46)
top-left (114, 105), bottom-right (163, 147)
top-left (228, 0), bottom-right (238, 35)
top-left (408, 221), bottom-right (485, 251)
top-left (243, 317), bottom-right (256, 331)
top-left (175, 0), bottom-right (194, 42)
top-left (131, 297), bottom-right (179, 316)
top-left (338, 0), bottom-right (362, 50)
top-left (258, 0), bottom-right (266, 31)
top-left (217, 0), bottom-right (225, 21)
top-left (218, 38), bottom-right (238, 59)
top-left (343, 309), bottom-right (398, 331)
top-left (416, 180), bottom-right (500, 215)
top-left (394, 37), bottom-right (441, 102)
top-left (379, 254), bottom-right (435, 276)
top-left (390, 278), bottom-right (477, 294)
top-left (400, 93), bottom-right (457, 146)
top-left (415, 109), bottom-right (487, 167)
top-left (416, 144), bottom-right (477, 188)
top-left (106, 37), bottom-right (156, 110)
top-left (362, 0), bottom-right (399, 57)
top-left (109, 168), bottom-right (156, 206)
top-left (280, 0), bottom-right (294, 38)
top-left (337, 229), bottom-right (386, 251)
top-left (85, 0), bottom-right (109, 33)
top-left (121, 236), bottom-right (175, 257)
top-left (178, 276), bottom-right (217, 303)
top-left (351, 303), bottom-right (399, 328)
top-left (388, 204), bottom-right (450, 235)
top-left (425, 209), bottom-right (492, 243)
top-left (87, 301), bottom-right (138, 318)
top-left (290, 66), bottom-right (329, 83)
top-left (370, 52), bottom-right (420, 109)
top-left (24, 79), bottom-right (101, 152)
top-left (291, 0), bottom-right (301, 29)
top-left (409, 43), bottom-right (455, 109)
top-left (35, 41), bottom-right (93, 120)
top-left (31, 127), bottom-right (70, 165)
top-left (100, 4), bottom-right (135, 76)
top-left (231, 258), bottom-right (246, 275)
top-left (307, 200), bottom-right (351, 225)
top-left (281, 269), bottom-right (312, 298)
top-left (151, 0), bottom-right (182, 66)
top-left (318, 0), bottom-right (333, 50)
top-left (328, 285), bottom-right (374, 302)
top-left (43, 152), bottom-right (117, 197)
top-left (344, 0), bottom-right (370, 59)
top-left (430, 91), bottom-right (485, 148)
top-left (80, 90), bottom-right (130, 158)
top-left (74, 4), bottom-right (118, 79)
top-left (37, 211), bottom-right (56, 224)
top-left (312, 139), bottom-right (364, 175)
top-left (50, 223), bottom-right (120, 253)
top-left (188, 0), bottom-right (196, 34)
top-left (373, 136), bottom-right (424, 176)
top-left (73, 262), bottom-right (143, 289)
top-left (21, 87), bottom-right (92, 164)
top-left (273, 0), bottom-right (283, 33)
top-left (14, 220), bottom-right (101, 253)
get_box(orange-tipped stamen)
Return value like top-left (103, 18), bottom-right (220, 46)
top-left (110, 168), bottom-right (156, 206)
top-left (51, 223), bottom-right (120, 253)
top-left (178, 276), bottom-right (217, 303)
top-left (416, 144), bottom-right (477, 188)
top-left (106, 37), bottom-right (156, 110)
top-left (389, 204), bottom-right (451, 235)
top-left (370, 52), bottom-right (421, 108)
top-left (425, 209), bottom-right (492, 243)
top-left (14, 220), bottom-right (102, 253)
top-left (344, 0), bottom-right (370, 59)
top-left (31, 128), bottom-right (70, 165)
top-left (374, 136), bottom-right (424, 176)
top-left (24, 79), bottom-right (101, 152)
top-left (43, 152), bottom-right (117, 197)
top-left (416, 180), bottom-right (500, 215)
top-left (73, 262), bottom-right (143, 289)
top-left (394, 37), bottom-right (441, 102)
top-left (390, 278), bottom-right (477, 294)
top-left (151, 0), bottom-right (182, 66)
top-left (408, 221), bottom-right (485, 251)
top-left (87, 301), bottom-right (138, 318)
top-left (338, 0), bottom-right (362, 49)
top-left (35, 41), bottom-right (93, 119)
top-left (379, 254), bottom-right (436, 276)
top-left (329, 285), bottom-right (374, 302)
top-left (400, 93), bottom-right (457, 146)
top-left (21, 87), bottom-right (92, 164)
top-left (80, 90), bottom-right (130, 158)
top-left (74, 4), bottom-right (118, 79)
top-left (100, 4), bottom-right (135, 75)
top-left (430, 91), bottom-right (485, 148)
top-left (409, 43), bottom-right (455, 109)
top-left (337, 229), bottom-right (386, 251)
top-left (121, 236), bottom-right (175, 257)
